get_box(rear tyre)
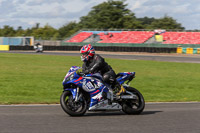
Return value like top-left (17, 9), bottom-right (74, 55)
top-left (122, 87), bottom-right (145, 115)
top-left (60, 90), bottom-right (87, 116)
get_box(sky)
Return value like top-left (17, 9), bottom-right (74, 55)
top-left (0, 0), bottom-right (200, 30)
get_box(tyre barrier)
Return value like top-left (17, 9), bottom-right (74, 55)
top-left (177, 47), bottom-right (200, 54)
top-left (9, 46), bottom-right (176, 53)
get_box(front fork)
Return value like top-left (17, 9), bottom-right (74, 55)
top-left (75, 87), bottom-right (79, 102)
top-left (64, 87), bottom-right (81, 102)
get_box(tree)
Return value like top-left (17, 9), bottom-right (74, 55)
top-left (0, 28), bottom-right (2, 36)
top-left (1, 25), bottom-right (16, 36)
top-left (31, 24), bottom-right (58, 40)
top-left (24, 28), bottom-right (33, 36)
top-left (58, 21), bottom-right (79, 39)
top-left (16, 26), bottom-right (25, 36)
top-left (137, 17), bottom-right (156, 29)
top-left (148, 15), bottom-right (185, 30)
top-left (79, 0), bottom-right (143, 29)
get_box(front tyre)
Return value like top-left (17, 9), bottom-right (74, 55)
top-left (60, 90), bottom-right (87, 116)
top-left (122, 87), bottom-right (145, 115)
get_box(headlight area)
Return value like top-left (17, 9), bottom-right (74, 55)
top-left (63, 73), bottom-right (74, 83)
top-left (69, 73), bottom-right (74, 80)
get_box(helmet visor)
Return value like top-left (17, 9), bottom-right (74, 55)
top-left (81, 51), bottom-right (89, 57)
top-left (80, 52), bottom-right (89, 61)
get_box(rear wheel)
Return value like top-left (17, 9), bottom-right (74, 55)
top-left (60, 91), bottom-right (87, 116)
top-left (122, 87), bottom-right (145, 115)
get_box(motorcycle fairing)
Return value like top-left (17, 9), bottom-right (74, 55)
top-left (89, 100), bottom-right (122, 111)
top-left (89, 86), bottom-right (109, 108)
top-left (63, 78), bottom-right (83, 89)
top-left (117, 72), bottom-right (135, 84)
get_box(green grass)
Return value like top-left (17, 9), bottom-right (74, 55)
top-left (0, 53), bottom-right (200, 104)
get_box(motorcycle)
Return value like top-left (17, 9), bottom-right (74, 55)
top-left (33, 43), bottom-right (43, 53)
top-left (60, 66), bottom-right (145, 116)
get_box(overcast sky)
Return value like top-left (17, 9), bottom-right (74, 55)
top-left (0, 0), bottom-right (200, 30)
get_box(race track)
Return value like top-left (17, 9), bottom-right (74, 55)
top-left (0, 103), bottom-right (200, 133)
top-left (1, 50), bottom-right (200, 63)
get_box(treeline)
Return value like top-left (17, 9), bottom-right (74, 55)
top-left (0, 0), bottom-right (185, 40)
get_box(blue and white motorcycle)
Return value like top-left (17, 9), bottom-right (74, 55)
top-left (60, 66), bottom-right (145, 116)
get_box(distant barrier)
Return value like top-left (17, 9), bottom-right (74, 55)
top-left (61, 42), bottom-right (200, 48)
top-left (9, 45), bottom-right (200, 54)
top-left (177, 47), bottom-right (200, 54)
top-left (0, 37), bottom-right (34, 46)
top-left (9, 45), bottom-right (176, 53)
top-left (9, 46), bottom-right (34, 50)
top-left (0, 45), bottom-right (9, 51)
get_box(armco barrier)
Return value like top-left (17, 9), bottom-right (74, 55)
top-left (9, 46), bottom-right (176, 53)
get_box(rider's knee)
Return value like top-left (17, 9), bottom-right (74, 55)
top-left (103, 74), bottom-right (115, 84)
top-left (103, 74), bottom-right (110, 83)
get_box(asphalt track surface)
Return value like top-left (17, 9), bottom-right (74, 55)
top-left (1, 51), bottom-right (200, 133)
top-left (0, 103), bottom-right (200, 133)
top-left (1, 50), bottom-right (200, 63)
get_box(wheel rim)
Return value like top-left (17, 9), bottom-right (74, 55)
top-left (125, 91), bottom-right (144, 110)
top-left (64, 93), bottom-right (86, 113)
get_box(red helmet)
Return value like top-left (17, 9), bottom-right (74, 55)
top-left (80, 44), bottom-right (95, 62)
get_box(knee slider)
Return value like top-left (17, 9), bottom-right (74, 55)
top-left (103, 74), bottom-right (110, 83)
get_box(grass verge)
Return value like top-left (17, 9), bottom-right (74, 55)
top-left (0, 53), bottom-right (200, 104)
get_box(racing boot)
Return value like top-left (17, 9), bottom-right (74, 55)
top-left (116, 85), bottom-right (126, 96)
top-left (113, 81), bottom-right (126, 96)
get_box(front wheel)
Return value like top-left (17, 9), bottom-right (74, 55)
top-left (122, 87), bottom-right (145, 115)
top-left (60, 90), bottom-right (87, 116)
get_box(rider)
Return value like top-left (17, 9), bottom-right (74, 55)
top-left (80, 44), bottom-right (125, 96)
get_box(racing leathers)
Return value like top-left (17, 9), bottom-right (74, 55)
top-left (82, 54), bottom-right (116, 86)
top-left (82, 54), bottom-right (126, 96)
